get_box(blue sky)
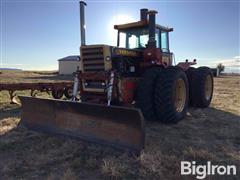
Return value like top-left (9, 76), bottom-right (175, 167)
top-left (0, 0), bottom-right (239, 71)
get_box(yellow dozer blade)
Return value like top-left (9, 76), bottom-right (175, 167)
top-left (19, 96), bottom-right (145, 154)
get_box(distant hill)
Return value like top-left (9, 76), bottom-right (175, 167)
top-left (0, 68), bottom-right (22, 71)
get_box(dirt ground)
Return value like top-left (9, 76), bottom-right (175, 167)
top-left (0, 71), bottom-right (239, 180)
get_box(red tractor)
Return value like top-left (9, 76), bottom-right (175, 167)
top-left (77, 5), bottom-right (213, 123)
top-left (20, 1), bottom-right (213, 154)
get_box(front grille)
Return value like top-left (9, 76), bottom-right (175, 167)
top-left (81, 46), bottom-right (105, 72)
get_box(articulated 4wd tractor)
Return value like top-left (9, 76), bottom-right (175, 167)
top-left (20, 1), bottom-right (213, 154)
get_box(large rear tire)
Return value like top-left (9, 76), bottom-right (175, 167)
top-left (185, 67), bottom-right (196, 106)
top-left (137, 67), bottom-right (162, 121)
top-left (154, 66), bottom-right (189, 123)
top-left (191, 67), bottom-right (213, 107)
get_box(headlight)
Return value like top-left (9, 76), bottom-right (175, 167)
top-left (105, 56), bottom-right (111, 61)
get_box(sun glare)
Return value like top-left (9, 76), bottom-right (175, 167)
top-left (108, 14), bottom-right (135, 46)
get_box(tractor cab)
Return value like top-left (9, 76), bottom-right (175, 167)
top-left (114, 21), bottom-right (173, 53)
top-left (114, 9), bottom-right (174, 67)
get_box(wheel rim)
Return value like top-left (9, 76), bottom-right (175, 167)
top-left (68, 89), bottom-right (73, 96)
top-left (205, 75), bottom-right (213, 101)
top-left (173, 78), bottom-right (187, 112)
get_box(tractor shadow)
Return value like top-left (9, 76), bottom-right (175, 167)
top-left (145, 107), bottom-right (240, 154)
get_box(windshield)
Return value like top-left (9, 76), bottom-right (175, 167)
top-left (118, 28), bottom-right (160, 49)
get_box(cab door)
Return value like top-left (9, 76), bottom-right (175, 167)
top-left (160, 31), bottom-right (173, 66)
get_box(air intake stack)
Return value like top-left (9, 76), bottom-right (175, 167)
top-left (147, 10), bottom-right (158, 48)
top-left (80, 1), bottom-right (87, 46)
top-left (140, 9), bottom-right (148, 21)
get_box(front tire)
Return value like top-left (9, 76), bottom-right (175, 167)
top-left (154, 66), bottom-right (189, 123)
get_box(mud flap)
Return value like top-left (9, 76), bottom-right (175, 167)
top-left (19, 96), bottom-right (145, 154)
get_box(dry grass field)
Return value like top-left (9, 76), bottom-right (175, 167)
top-left (0, 71), bottom-right (239, 180)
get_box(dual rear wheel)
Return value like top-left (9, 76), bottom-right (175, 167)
top-left (137, 66), bottom-right (213, 123)
top-left (187, 67), bottom-right (213, 107)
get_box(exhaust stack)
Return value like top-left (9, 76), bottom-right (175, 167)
top-left (80, 1), bottom-right (87, 46)
top-left (147, 10), bottom-right (158, 48)
top-left (140, 9), bottom-right (148, 21)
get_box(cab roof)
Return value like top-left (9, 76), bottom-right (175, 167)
top-left (114, 20), bottom-right (173, 32)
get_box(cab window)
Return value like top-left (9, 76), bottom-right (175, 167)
top-left (128, 34), bottom-right (139, 49)
top-left (118, 28), bottom-right (170, 52)
top-left (161, 31), bottom-right (169, 52)
top-left (118, 28), bottom-right (160, 49)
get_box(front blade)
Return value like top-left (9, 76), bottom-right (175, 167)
top-left (19, 96), bottom-right (145, 154)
